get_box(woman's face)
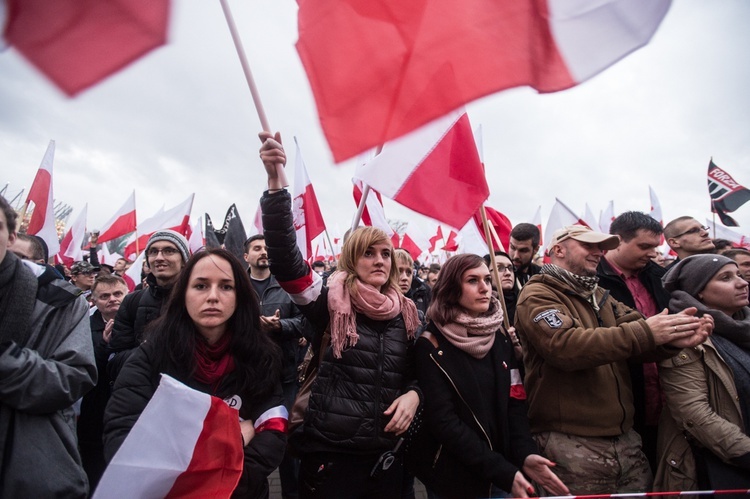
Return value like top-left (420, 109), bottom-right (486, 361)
top-left (458, 264), bottom-right (492, 317)
top-left (700, 263), bottom-right (749, 316)
top-left (186, 256), bottom-right (237, 343)
top-left (494, 255), bottom-right (515, 292)
top-left (355, 242), bottom-right (392, 289)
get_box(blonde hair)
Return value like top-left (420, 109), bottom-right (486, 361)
top-left (394, 248), bottom-right (413, 267)
top-left (338, 226), bottom-right (399, 294)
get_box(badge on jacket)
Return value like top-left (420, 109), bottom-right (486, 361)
top-left (534, 309), bottom-right (563, 329)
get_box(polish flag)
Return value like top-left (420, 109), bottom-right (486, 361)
top-left (400, 233), bottom-right (423, 260)
top-left (297, 0), bottom-right (672, 162)
top-left (25, 140), bottom-right (60, 256)
top-left (122, 250), bottom-right (145, 291)
top-left (352, 179), bottom-right (396, 237)
top-left (94, 375), bottom-right (244, 499)
top-left (188, 216), bottom-right (205, 254)
top-left (649, 186), bottom-right (665, 244)
top-left (473, 206), bottom-right (512, 252)
top-left (706, 220), bottom-right (750, 250)
top-left (57, 204), bottom-right (88, 265)
top-left (531, 206), bottom-right (544, 249)
top-left (583, 203), bottom-right (601, 232)
top-left (124, 194), bottom-right (194, 258)
top-left (355, 110), bottom-right (489, 229)
top-left (248, 204), bottom-right (263, 237)
top-left (98, 191), bottom-right (136, 243)
top-left (293, 138), bottom-right (327, 260)
top-left (442, 230), bottom-right (459, 252)
top-left (599, 201), bottom-right (615, 235)
top-left (545, 198), bottom-right (588, 252)
top-left (428, 226), bottom-right (444, 254)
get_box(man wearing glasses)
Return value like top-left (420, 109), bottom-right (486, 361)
top-left (663, 217), bottom-right (715, 266)
top-left (107, 230), bottom-right (190, 380)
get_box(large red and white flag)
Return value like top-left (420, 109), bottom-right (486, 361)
top-left (3, 0), bottom-right (170, 97)
top-left (94, 375), bottom-right (244, 499)
top-left (599, 200), bottom-right (615, 235)
top-left (98, 191), bottom-right (136, 243)
top-left (545, 198), bottom-right (588, 251)
top-left (124, 194), bottom-right (194, 258)
top-left (351, 179), bottom-right (396, 237)
top-left (531, 206), bottom-right (544, 249)
top-left (25, 140), bottom-right (60, 256)
top-left (706, 220), bottom-right (749, 250)
top-left (58, 204), bottom-right (88, 265)
top-left (354, 110), bottom-right (489, 229)
top-left (297, 0), bottom-right (672, 162)
top-left (293, 139), bottom-right (327, 260)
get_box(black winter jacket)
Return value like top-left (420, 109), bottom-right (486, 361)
top-left (103, 342), bottom-right (287, 499)
top-left (261, 190), bottom-right (419, 455)
top-left (411, 323), bottom-right (537, 498)
top-left (107, 273), bottom-right (171, 380)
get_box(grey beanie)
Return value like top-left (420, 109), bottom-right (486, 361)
top-left (146, 229), bottom-right (190, 264)
top-left (662, 254), bottom-right (737, 296)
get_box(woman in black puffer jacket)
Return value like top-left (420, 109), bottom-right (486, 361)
top-left (259, 132), bottom-right (422, 498)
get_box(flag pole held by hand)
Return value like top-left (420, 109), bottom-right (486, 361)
top-left (219, 0), bottom-right (288, 186)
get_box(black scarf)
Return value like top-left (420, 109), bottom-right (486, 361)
top-left (0, 252), bottom-right (38, 346)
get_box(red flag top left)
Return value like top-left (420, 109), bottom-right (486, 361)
top-left (3, 0), bottom-right (170, 96)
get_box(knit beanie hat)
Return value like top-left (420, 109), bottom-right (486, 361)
top-left (662, 254), bottom-right (737, 296)
top-left (146, 230), bottom-right (190, 264)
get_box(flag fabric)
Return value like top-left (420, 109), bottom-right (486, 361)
top-left (248, 204), bottom-right (264, 237)
top-left (706, 219), bottom-right (749, 250)
top-left (3, 0), bottom-right (170, 97)
top-left (354, 110), bottom-right (489, 229)
top-left (583, 203), bottom-right (601, 232)
top-left (123, 250), bottom-right (146, 291)
top-left (707, 160), bottom-right (750, 227)
top-left (531, 206), bottom-right (544, 248)
top-left (428, 226), bottom-right (444, 254)
top-left (351, 179), bottom-right (396, 237)
top-left (297, 0), bottom-right (671, 162)
top-left (599, 200), bottom-right (615, 235)
top-left (204, 214), bottom-right (222, 249)
top-left (472, 206), bottom-right (512, 252)
top-left (25, 140), bottom-right (60, 256)
top-left (293, 139), bottom-right (327, 260)
top-left (188, 216), bottom-right (205, 254)
top-left (649, 186), bottom-right (666, 244)
top-left (59, 204), bottom-right (88, 265)
top-left (442, 230), bottom-right (459, 252)
top-left (98, 191), bottom-right (137, 243)
top-left (124, 194), bottom-right (194, 258)
top-left (218, 205), bottom-right (248, 264)
top-left (545, 198), bottom-right (587, 252)
top-left (400, 233), bottom-right (423, 260)
top-left (93, 374), bottom-right (243, 499)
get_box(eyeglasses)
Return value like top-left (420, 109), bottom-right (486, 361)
top-left (672, 225), bottom-right (709, 238)
top-left (147, 247), bottom-right (179, 257)
top-left (496, 265), bottom-right (514, 273)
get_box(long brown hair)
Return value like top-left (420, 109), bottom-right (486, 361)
top-left (337, 226), bottom-right (399, 294)
top-left (427, 254), bottom-right (487, 324)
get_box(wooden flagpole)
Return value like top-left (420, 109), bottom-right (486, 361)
top-left (218, 0), bottom-right (289, 186)
top-left (480, 206), bottom-right (510, 330)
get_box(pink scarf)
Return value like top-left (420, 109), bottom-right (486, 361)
top-left (435, 297), bottom-right (504, 359)
top-left (326, 271), bottom-right (420, 358)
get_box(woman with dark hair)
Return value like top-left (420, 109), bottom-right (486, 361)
top-left (412, 254), bottom-right (568, 499)
top-left (259, 133), bottom-right (421, 498)
top-left (654, 254), bottom-right (750, 492)
top-left (104, 249), bottom-right (286, 498)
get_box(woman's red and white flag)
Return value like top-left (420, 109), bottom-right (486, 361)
top-left (98, 191), bottom-right (137, 243)
top-left (94, 375), bottom-right (244, 499)
top-left (25, 140), bottom-right (60, 256)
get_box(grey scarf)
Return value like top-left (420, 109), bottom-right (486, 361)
top-left (541, 264), bottom-right (600, 309)
top-left (0, 252), bottom-right (37, 346)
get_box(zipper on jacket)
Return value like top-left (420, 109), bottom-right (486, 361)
top-left (429, 353), bottom-right (493, 450)
top-left (375, 329), bottom-right (385, 434)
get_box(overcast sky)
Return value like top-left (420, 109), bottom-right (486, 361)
top-left (1, 0), bottom-right (748, 252)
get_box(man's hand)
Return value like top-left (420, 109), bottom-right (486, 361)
top-left (259, 309), bottom-right (282, 333)
top-left (645, 308), bottom-right (704, 346)
top-left (668, 313), bottom-right (712, 349)
top-left (258, 131), bottom-right (285, 191)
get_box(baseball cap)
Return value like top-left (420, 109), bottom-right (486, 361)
top-left (547, 225), bottom-right (620, 252)
top-left (70, 261), bottom-right (99, 275)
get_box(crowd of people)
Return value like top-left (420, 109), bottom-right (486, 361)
top-left (0, 134), bottom-right (749, 498)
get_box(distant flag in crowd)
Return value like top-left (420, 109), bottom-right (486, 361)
top-left (25, 140), bottom-right (60, 256)
top-left (124, 194), bottom-right (194, 258)
top-left (248, 204), bottom-right (263, 237)
top-left (123, 251), bottom-right (146, 291)
top-left (3, 0), bottom-right (170, 96)
top-left (531, 206), bottom-right (543, 249)
top-left (57, 204), bottom-right (87, 266)
top-left (706, 220), bottom-right (749, 250)
top-left (97, 191), bottom-right (137, 243)
top-left (707, 160), bottom-right (750, 227)
top-left (545, 198), bottom-right (587, 252)
top-left (188, 216), bottom-right (205, 254)
top-left (94, 375), bottom-right (244, 499)
top-left (442, 230), bottom-right (459, 252)
top-left (216, 204), bottom-right (247, 264)
top-left (293, 138), bottom-right (327, 260)
top-left (297, 0), bottom-right (671, 161)
top-left (583, 203), bottom-right (601, 232)
top-left (428, 226), bottom-right (444, 253)
top-left (351, 179), bottom-right (396, 237)
top-left (473, 206), bottom-right (512, 252)
top-left (204, 214), bottom-right (221, 249)
top-left (400, 233), bottom-right (423, 261)
top-left (355, 110), bottom-right (489, 229)
top-left (599, 201), bottom-right (615, 235)
top-left (649, 186), bottom-right (665, 244)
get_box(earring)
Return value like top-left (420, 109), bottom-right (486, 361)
top-left (698, 294), bottom-right (703, 300)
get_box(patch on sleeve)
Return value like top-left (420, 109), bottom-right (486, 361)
top-left (533, 309), bottom-right (564, 329)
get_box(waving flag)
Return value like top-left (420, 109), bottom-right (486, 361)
top-left (355, 110), bottom-right (489, 229)
top-left (648, 186), bottom-right (666, 244)
top-left (293, 139), bottom-right (327, 260)
top-left (124, 194), bottom-right (194, 258)
top-left (188, 216), bottom-right (205, 254)
top-left (707, 160), bottom-right (750, 227)
top-left (25, 140), bottom-right (60, 256)
top-left (472, 206), bottom-right (512, 252)
top-left (352, 179), bottom-right (396, 238)
top-left (98, 191), bottom-right (136, 243)
top-left (297, 0), bottom-right (671, 161)
top-left (428, 226), bottom-right (444, 254)
top-left (4, 0), bottom-right (170, 96)
top-left (545, 198), bottom-right (587, 252)
top-left (599, 201), bottom-right (615, 235)
top-left (56, 205), bottom-right (87, 266)
top-left (531, 206), bottom-right (544, 248)
top-left (94, 375), bottom-right (243, 499)
top-left (441, 230), bottom-right (459, 252)
top-left (583, 203), bottom-right (601, 232)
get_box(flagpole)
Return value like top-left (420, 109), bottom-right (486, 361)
top-left (323, 229), bottom-right (336, 261)
top-left (350, 146), bottom-right (384, 232)
top-left (218, 0), bottom-right (288, 187)
top-left (712, 212), bottom-right (716, 238)
top-left (480, 206), bottom-right (510, 330)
